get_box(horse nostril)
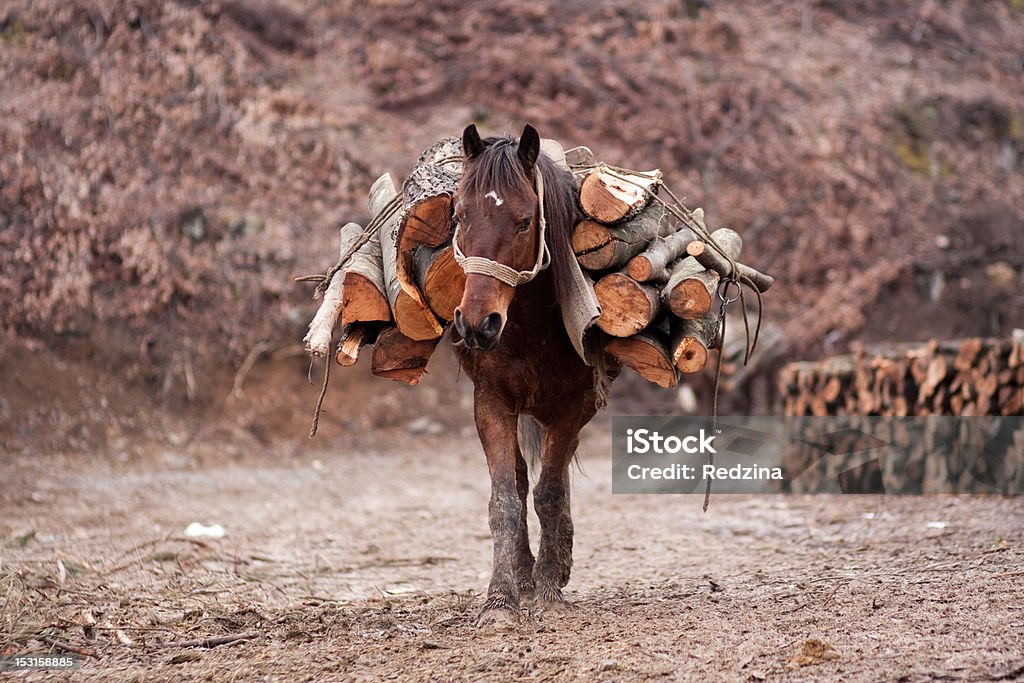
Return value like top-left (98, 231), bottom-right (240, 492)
top-left (477, 313), bottom-right (503, 347)
top-left (481, 312), bottom-right (502, 337)
top-left (454, 308), bottom-right (467, 337)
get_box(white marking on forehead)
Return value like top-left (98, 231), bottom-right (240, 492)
top-left (484, 190), bottom-right (504, 206)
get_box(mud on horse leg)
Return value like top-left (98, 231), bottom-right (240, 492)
top-left (533, 406), bottom-right (593, 607)
top-left (474, 392), bottom-right (526, 628)
top-left (514, 441), bottom-right (536, 596)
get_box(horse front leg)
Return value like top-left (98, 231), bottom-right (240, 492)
top-left (474, 392), bottom-right (524, 628)
top-left (513, 443), bottom-right (536, 596)
top-left (533, 424), bottom-right (581, 608)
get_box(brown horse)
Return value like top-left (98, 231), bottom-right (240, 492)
top-left (452, 123), bottom-right (608, 628)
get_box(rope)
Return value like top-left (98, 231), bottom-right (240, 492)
top-left (296, 194), bottom-right (402, 299)
top-left (307, 354), bottom-right (330, 439)
top-left (300, 154), bottom-right (465, 296)
top-left (705, 310), bottom-right (726, 512)
top-left (451, 169), bottom-right (551, 287)
top-left (570, 162), bottom-right (768, 513)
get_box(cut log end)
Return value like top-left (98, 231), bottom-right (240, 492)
top-left (594, 273), bottom-right (660, 337)
top-left (399, 196), bottom-right (453, 251)
top-left (420, 246), bottom-right (466, 321)
top-left (340, 272), bottom-right (391, 326)
top-left (571, 220), bottom-right (616, 271)
top-left (666, 277), bottom-right (715, 320)
top-left (670, 315), bottom-right (719, 374)
top-left (335, 327), bottom-right (366, 367)
top-left (579, 169), bottom-right (659, 224)
top-left (626, 256), bottom-right (655, 282)
top-left (370, 327), bottom-right (439, 385)
top-left (673, 339), bottom-right (709, 374)
top-left (573, 203), bottom-right (675, 272)
top-left (393, 290), bottom-right (445, 341)
top-left (605, 336), bottom-right (677, 388)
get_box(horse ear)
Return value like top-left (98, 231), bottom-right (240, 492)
top-left (517, 123), bottom-right (540, 171)
top-left (463, 124), bottom-right (485, 159)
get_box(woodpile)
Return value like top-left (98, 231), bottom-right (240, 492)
top-left (300, 136), bottom-right (775, 399)
top-left (779, 336), bottom-right (1024, 418)
top-left (572, 166), bottom-right (773, 389)
top-left (778, 334), bottom-right (1024, 494)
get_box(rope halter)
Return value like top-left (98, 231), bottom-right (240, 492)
top-left (451, 170), bottom-right (551, 287)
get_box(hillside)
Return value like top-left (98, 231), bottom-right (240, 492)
top-left (1, 0), bottom-right (1022, 446)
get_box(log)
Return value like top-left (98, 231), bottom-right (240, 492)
top-left (918, 354), bottom-right (947, 405)
top-left (371, 173), bottom-right (444, 341)
top-left (303, 270), bottom-right (344, 357)
top-left (626, 222), bottom-right (702, 282)
top-left (594, 272), bottom-right (661, 337)
top-left (303, 223), bottom-right (365, 356)
top-left (395, 138), bottom-right (462, 306)
top-left (370, 326), bottom-right (441, 385)
top-left (663, 227), bottom-right (737, 317)
top-left (604, 317), bottom-right (677, 388)
top-left (686, 237), bottom-right (774, 293)
top-left (416, 244), bottom-right (465, 321)
top-left (571, 202), bottom-right (675, 271)
top-left (661, 227), bottom-right (741, 320)
top-left (663, 257), bottom-right (718, 320)
top-left (340, 221), bottom-right (391, 326)
top-left (540, 138), bottom-right (569, 169)
top-left (564, 145), bottom-right (595, 168)
top-left (780, 336), bottom-right (1024, 420)
top-left (335, 323), bottom-right (380, 367)
top-left (579, 167), bottom-right (661, 224)
top-left (670, 315), bottom-right (719, 374)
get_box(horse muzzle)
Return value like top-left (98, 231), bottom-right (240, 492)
top-left (454, 309), bottom-right (504, 350)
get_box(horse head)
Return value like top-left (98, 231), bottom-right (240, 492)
top-left (452, 123), bottom-right (547, 350)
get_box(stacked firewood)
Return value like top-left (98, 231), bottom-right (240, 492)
top-left (779, 336), bottom-right (1024, 417)
top-left (301, 137), bottom-right (773, 391)
top-left (303, 138), bottom-right (466, 385)
top-left (778, 335), bottom-right (1024, 494)
top-left (571, 165), bottom-right (773, 388)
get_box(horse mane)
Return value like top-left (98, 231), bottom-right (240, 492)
top-left (461, 136), bottom-right (580, 308)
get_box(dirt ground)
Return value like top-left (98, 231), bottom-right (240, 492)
top-left (2, 414), bottom-right (1023, 682)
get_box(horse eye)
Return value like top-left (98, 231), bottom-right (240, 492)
top-left (516, 218), bottom-right (532, 233)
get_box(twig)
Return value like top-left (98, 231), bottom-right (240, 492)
top-left (227, 339), bottom-right (273, 401)
top-left (38, 634), bottom-right (98, 659)
top-left (89, 625), bottom-right (179, 634)
top-left (159, 632), bottom-right (258, 649)
top-left (184, 359), bottom-right (197, 402)
top-left (270, 344), bottom-right (307, 361)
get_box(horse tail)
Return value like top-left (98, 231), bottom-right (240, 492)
top-left (517, 414), bottom-right (544, 467)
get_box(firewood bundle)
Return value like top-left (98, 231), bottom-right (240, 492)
top-left (572, 165), bottom-right (773, 389)
top-left (779, 336), bottom-right (1024, 418)
top-left (300, 137), bottom-right (773, 394)
top-left (303, 137), bottom-right (465, 386)
top-left (777, 335), bottom-right (1024, 495)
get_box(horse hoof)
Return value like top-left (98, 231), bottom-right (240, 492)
top-left (477, 607), bottom-right (519, 631)
top-left (534, 587), bottom-right (573, 613)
